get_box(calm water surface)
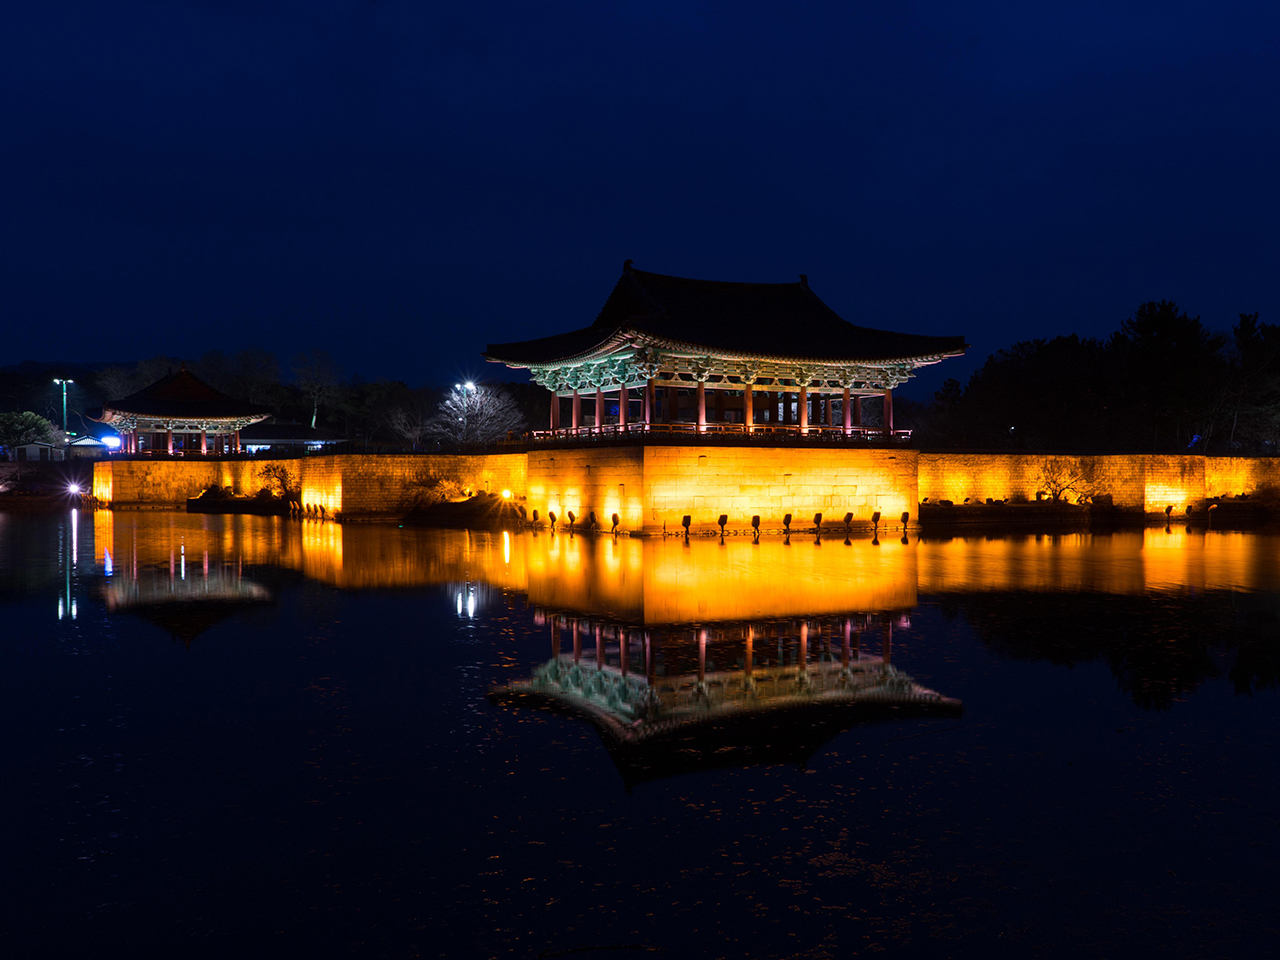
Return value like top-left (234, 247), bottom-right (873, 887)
top-left (2, 510), bottom-right (1278, 959)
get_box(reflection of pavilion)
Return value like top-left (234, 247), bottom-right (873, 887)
top-left (492, 615), bottom-right (960, 787)
top-left (101, 551), bottom-right (271, 645)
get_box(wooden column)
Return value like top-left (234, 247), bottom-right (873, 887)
top-left (883, 388), bottom-right (894, 437)
top-left (233, 430), bottom-right (241, 454)
top-left (843, 387), bottom-right (852, 436)
top-left (854, 396), bottom-right (862, 427)
top-left (617, 386), bottom-right (627, 429)
top-left (743, 383), bottom-right (754, 432)
top-left (572, 390), bottom-right (581, 430)
top-left (799, 385), bottom-right (809, 435)
top-left (200, 429), bottom-right (207, 455)
top-left (596, 386), bottom-right (605, 431)
top-left (166, 428), bottom-right (173, 455)
top-left (824, 396), bottom-right (832, 427)
top-left (549, 391), bottom-right (560, 430)
top-left (644, 380), bottom-right (654, 426)
top-left (696, 381), bottom-right (706, 433)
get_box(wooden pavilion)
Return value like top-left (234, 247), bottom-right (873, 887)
top-left (90, 367), bottom-right (271, 455)
top-left (485, 262), bottom-right (966, 440)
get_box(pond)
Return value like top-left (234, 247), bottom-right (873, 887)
top-left (2, 510), bottom-right (1277, 958)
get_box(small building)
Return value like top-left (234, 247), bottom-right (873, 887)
top-left (10, 440), bottom-right (63, 462)
top-left (90, 366), bottom-right (271, 455)
top-left (485, 262), bottom-right (966, 440)
top-left (66, 434), bottom-right (117, 459)
top-left (238, 422), bottom-right (345, 454)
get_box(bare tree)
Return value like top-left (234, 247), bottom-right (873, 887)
top-left (231, 350), bottom-right (281, 404)
top-left (425, 384), bottom-right (526, 449)
top-left (386, 388), bottom-right (438, 451)
top-left (292, 350), bottom-right (339, 428)
top-left (1037, 458), bottom-right (1098, 502)
top-left (94, 366), bottom-right (139, 402)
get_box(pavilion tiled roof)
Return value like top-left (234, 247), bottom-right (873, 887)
top-left (94, 368), bottom-right (272, 421)
top-left (485, 264), bottom-right (967, 366)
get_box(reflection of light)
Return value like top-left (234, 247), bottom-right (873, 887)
top-left (457, 592), bottom-right (463, 616)
top-left (180, 543), bottom-right (185, 581)
top-left (70, 508), bottom-right (78, 567)
top-left (104, 548), bottom-right (113, 577)
top-left (501, 489), bottom-right (512, 500)
top-left (467, 589), bottom-right (476, 619)
top-left (503, 530), bottom-right (510, 564)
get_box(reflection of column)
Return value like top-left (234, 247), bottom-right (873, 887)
top-left (799, 622), bottom-right (808, 665)
top-left (842, 620), bottom-right (851, 666)
top-left (572, 620), bottom-right (581, 663)
top-left (745, 625), bottom-right (754, 677)
top-left (595, 624), bottom-right (604, 669)
top-left (645, 632), bottom-right (654, 680)
top-left (698, 628), bottom-right (707, 682)
top-left (883, 620), bottom-right (892, 664)
top-left (620, 629), bottom-right (628, 676)
top-left (551, 618), bottom-right (560, 659)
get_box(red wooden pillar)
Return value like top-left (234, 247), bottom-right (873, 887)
top-left (842, 387), bottom-right (852, 436)
top-left (799, 386), bottom-right (809, 435)
top-left (644, 380), bottom-right (654, 427)
top-left (233, 430), bottom-right (241, 454)
top-left (572, 390), bottom-right (581, 430)
top-left (200, 429), bottom-right (208, 455)
top-left (696, 381), bottom-right (706, 433)
top-left (883, 388), bottom-right (893, 437)
top-left (618, 386), bottom-right (628, 430)
top-left (595, 386), bottom-right (605, 431)
top-left (743, 383), bottom-right (754, 432)
top-left (549, 390), bottom-right (560, 431)
top-left (166, 428), bottom-right (174, 455)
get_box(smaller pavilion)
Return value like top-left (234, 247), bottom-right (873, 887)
top-left (91, 367), bottom-right (271, 455)
top-left (485, 262), bottom-right (967, 441)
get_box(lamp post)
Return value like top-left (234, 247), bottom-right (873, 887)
top-left (52, 379), bottom-right (73, 433)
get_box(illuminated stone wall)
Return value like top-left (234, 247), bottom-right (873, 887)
top-left (94, 453), bottom-right (527, 519)
top-left (527, 447), bottom-right (647, 530)
top-left (918, 452), bottom-right (1280, 514)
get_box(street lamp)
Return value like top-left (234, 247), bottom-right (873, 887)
top-left (52, 379), bottom-right (74, 433)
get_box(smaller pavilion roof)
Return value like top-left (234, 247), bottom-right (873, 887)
top-left (486, 263), bottom-right (967, 367)
top-left (92, 368), bottom-right (272, 423)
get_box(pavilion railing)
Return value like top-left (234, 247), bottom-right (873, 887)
top-left (527, 423), bottom-right (912, 444)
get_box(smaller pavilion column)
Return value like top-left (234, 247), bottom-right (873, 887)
top-left (617, 385), bottom-right (628, 430)
top-left (200, 429), bottom-right (208, 455)
top-left (883, 388), bottom-right (894, 438)
top-left (644, 380), bottom-right (654, 427)
top-left (549, 392), bottom-right (560, 431)
top-left (233, 430), bottom-right (241, 454)
top-left (696, 381), bottom-right (706, 433)
top-left (166, 428), bottom-right (174, 456)
top-left (572, 390), bottom-right (581, 431)
top-left (843, 387), bottom-right (852, 436)
top-left (799, 385), bottom-right (809, 435)
top-left (743, 383), bottom-right (754, 432)
top-left (595, 386), bottom-right (605, 431)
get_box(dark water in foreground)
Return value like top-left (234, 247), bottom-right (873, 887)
top-left (2, 510), bottom-right (1278, 959)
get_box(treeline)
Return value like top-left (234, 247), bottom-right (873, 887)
top-left (909, 301), bottom-right (1280, 454)
top-left (0, 350), bottom-right (545, 451)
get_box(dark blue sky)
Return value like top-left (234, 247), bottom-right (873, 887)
top-left (4, 1), bottom-right (1278, 397)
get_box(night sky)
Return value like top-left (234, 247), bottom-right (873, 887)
top-left (4, 2), bottom-right (1278, 397)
